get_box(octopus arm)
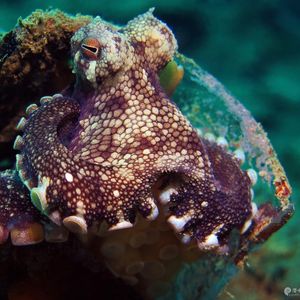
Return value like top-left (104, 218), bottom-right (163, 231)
top-left (14, 95), bottom-right (148, 233)
top-left (0, 170), bottom-right (44, 245)
top-left (14, 96), bottom-right (97, 227)
top-left (162, 138), bottom-right (253, 249)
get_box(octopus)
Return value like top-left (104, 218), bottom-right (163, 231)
top-left (0, 9), bottom-right (292, 298)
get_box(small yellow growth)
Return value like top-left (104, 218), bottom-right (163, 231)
top-left (159, 60), bottom-right (184, 96)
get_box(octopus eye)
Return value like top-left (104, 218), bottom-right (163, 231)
top-left (81, 37), bottom-right (101, 60)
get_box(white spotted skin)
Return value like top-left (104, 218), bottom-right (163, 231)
top-left (0, 170), bottom-right (43, 245)
top-left (65, 172), bottom-right (73, 183)
top-left (85, 60), bottom-right (97, 84)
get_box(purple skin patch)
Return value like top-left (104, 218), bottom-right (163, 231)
top-left (0, 10), bottom-right (253, 249)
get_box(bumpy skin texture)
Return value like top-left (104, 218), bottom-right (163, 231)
top-left (0, 11), bottom-right (252, 247)
top-left (0, 170), bottom-right (43, 244)
top-left (0, 171), bottom-right (36, 226)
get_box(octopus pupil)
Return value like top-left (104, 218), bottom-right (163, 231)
top-left (81, 44), bottom-right (98, 54)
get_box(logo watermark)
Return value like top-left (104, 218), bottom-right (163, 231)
top-left (284, 287), bottom-right (300, 297)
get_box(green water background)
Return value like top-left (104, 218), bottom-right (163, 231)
top-left (0, 0), bottom-right (299, 298)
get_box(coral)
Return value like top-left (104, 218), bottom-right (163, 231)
top-left (0, 9), bottom-right (294, 300)
top-left (0, 9), bottom-right (92, 158)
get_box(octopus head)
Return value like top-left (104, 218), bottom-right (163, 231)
top-left (71, 9), bottom-right (178, 87)
top-left (71, 17), bottom-right (134, 85)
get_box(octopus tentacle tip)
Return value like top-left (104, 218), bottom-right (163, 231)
top-left (158, 187), bottom-right (178, 205)
top-left (233, 148), bottom-right (246, 165)
top-left (251, 202), bottom-right (258, 215)
top-left (145, 198), bottom-right (159, 221)
top-left (240, 202), bottom-right (258, 234)
top-left (30, 188), bottom-right (44, 212)
top-left (204, 132), bottom-right (216, 142)
top-left (247, 168), bottom-right (258, 186)
top-left (241, 218), bottom-right (253, 234)
top-left (52, 93), bottom-right (63, 100)
top-left (180, 233), bottom-right (192, 244)
top-left (197, 233), bottom-right (219, 251)
top-left (13, 135), bottom-right (24, 150)
top-left (147, 205), bottom-right (159, 221)
top-left (40, 95), bottom-right (53, 105)
top-left (30, 177), bottom-right (50, 213)
top-left (10, 223), bottom-right (44, 246)
top-left (63, 215), bottom-right (88, 234)
top-left (216, 136), bottom-right (228, 148)
top-left (25, 103), bottom-right (38, 115)
top-left (108, 220), bottom-right (133, 231)
top-left (16, 117), bottom-right (27, 131)
top-left (167, 214), bottom-right (192, 232)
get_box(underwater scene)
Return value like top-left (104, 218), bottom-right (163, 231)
top-left (0, 1), bottom-right (299, 299)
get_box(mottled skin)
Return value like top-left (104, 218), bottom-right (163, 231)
top-left (0, 171), bottom-right (35, 230)
top-left (0, 170), bottom-right (44, 245)
top-left (0, 11), bottom-right (253, 248)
